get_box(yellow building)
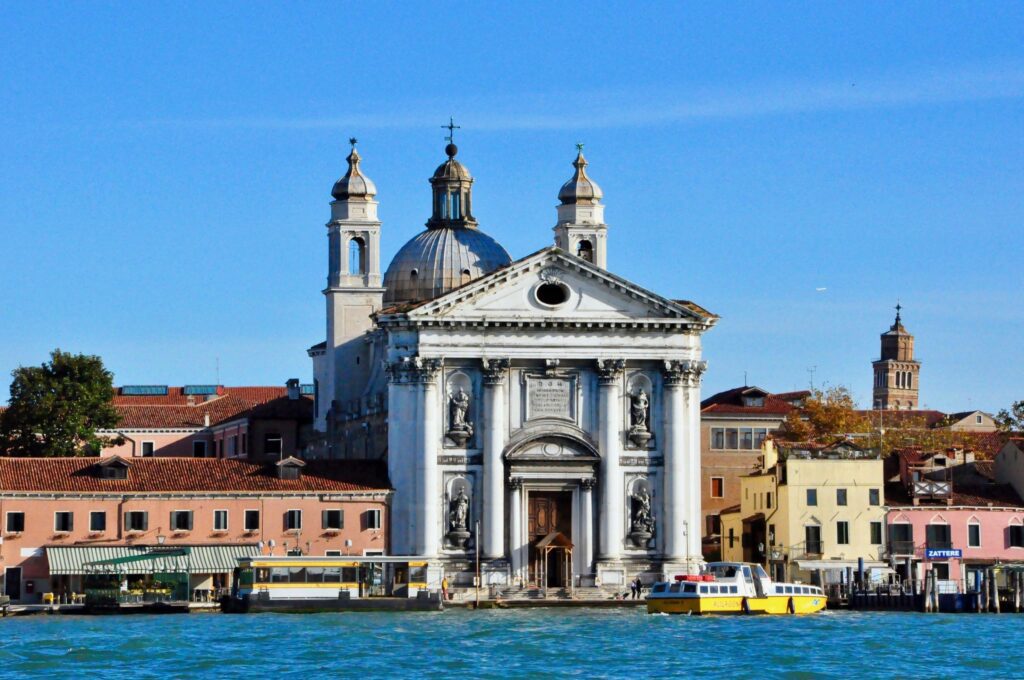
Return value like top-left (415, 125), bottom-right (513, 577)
top-left (721, 439), bottom-right (886, 584)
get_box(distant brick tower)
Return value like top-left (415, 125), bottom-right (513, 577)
top-left (872, 304), bottom-right (920, 410)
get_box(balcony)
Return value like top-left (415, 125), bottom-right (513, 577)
top-left (791, 540), bottom-right (825, 559)
top-left (910, 479), bottom-right (951, 504)
top-left (888, 541), bottom-right (917, 556)
top-left (926, 539), bottom-right (953, 551)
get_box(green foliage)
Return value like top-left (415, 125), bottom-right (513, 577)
top-left (0, 349), bottom-right (121, 457)
top-left (995, 401), bottom-right (1024, 432)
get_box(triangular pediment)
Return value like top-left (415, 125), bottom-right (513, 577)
top-left (401, 247), bottom-right (715, 327)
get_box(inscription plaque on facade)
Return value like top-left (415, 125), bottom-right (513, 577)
top-left (526, 376), bottom-right (575, 421)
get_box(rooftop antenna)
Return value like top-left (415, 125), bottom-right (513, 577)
top-left (744, 370), bottom-right (748, 387)
top-left (807, 366), bottom-right (817, 390)
top-left (215, 356), bottom-right (220, 386)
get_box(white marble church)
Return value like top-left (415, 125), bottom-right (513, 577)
top-left (308, 133), bottom-right (716, 589)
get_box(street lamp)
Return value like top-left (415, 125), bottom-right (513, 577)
top-left (157, 533), bottom-right (166, 546)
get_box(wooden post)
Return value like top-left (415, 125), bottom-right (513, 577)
top-left (994, 569), bottom-right (1001, 614)
top-left (924, 569), bottom-right (932, 613)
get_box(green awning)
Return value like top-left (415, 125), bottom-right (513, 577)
top-left (46, 544), bottom-right (259, 575)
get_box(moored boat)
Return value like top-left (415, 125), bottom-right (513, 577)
top-left (646, 561), bottom-right (825, 615)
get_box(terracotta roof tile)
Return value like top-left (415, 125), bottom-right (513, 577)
top-left (109, 386), bottom-right (311, 429)
top-left (0, 457), bottom-right (389, 493)
top-left (701, 386), bottom-right (799, 416)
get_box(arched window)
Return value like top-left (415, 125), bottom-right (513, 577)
top-left (449, 191), bottom-right (461, 220)
top-left (576, 239), bottom-right (594, 262)
top-left (348, 237), bottom-right (365, 275)
top-left (906, 373), bottom-right (912, 389)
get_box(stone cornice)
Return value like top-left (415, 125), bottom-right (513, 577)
top-left (375, 315), bottom-right (708, 334)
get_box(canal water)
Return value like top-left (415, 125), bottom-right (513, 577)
top-left (0, 609), bottom-right (1017, 678)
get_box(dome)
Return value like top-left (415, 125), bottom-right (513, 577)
top-left (558, 149), bottom-right (603, 205)
top-left (383, 227), bottom-right (511, 305)
top-left (332, 143), bottom-right (376, 201)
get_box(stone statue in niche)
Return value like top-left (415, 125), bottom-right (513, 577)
top-left (447, 386), bottom-right (473, 446)
top-left (629, 486), bottom-right (655, 548)
top-left (628, 388), bottom-right (652, 447)
top-left (447, 486), bottom-right (471, 549)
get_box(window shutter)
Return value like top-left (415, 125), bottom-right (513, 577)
top-left (142, 513), bottom-right (149, 531)
top-left (322, 510), bottom-right (329, 530)
top-left (186, 511), bottom-right (194, 531)
top-left (339, 510), bottom-right (344, 530)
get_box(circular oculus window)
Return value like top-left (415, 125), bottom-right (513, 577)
top-left (535, 282), bottom-right (571, 307)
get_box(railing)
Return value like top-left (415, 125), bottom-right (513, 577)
top-left (912, 479), bottom-right (951, 499)
top-left (926, 540), bottom-right (953, 550)
top-left (791, 541), bottom-right (825, 559)
top-left (888, 540), bottom-right (917, 556)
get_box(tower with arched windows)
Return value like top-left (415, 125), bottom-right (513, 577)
top-left (315, 140), bottom-right (385, 431)
top-left (871, 305), bottom-right (920, 410)
top-left (553, 147), bottom-right (608, 268)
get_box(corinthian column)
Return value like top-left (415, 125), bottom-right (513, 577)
top-left (597, 359), bottom-right (625, 561)
top-left (482, 358), bottom-right (510, 560)
top-left (415, 357), bottom-right (443, 557)
top-left (661, 360), bottom-right (687, 561)
top-left (685, 361), bottom-right (707, 562)
top-left (580, 477), bottom-right (596, 575)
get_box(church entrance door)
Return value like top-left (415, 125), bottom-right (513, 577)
top-left (528, 491), bottom-right (572, 587)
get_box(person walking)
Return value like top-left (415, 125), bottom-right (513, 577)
top-left (633, 577), bottom-right (643, 600)
top-left (441, 576), bottom-right (449, 601)
top-left (629, 579), bottom-right (637, 600)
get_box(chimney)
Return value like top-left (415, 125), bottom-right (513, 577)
top-left (286, 378), bottom-right (300, 400)
top-left (204, 413), bottom-right (211, 428)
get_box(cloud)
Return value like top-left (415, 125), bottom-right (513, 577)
top-left (128, 62), bottom-right (1024, 132)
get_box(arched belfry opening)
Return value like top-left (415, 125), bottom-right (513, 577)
top-left (348, 237), bottom-right (366, 275)
top-left (576, 239), bottom-right (594, 262)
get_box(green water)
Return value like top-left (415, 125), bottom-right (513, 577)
top-left (0, 609), bottom-right (1016, 678)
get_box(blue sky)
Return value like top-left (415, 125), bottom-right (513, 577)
top-left (1, 2), bottom-right (1021, 412)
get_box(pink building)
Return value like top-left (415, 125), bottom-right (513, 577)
top-left (0, 456), bottom-right (389, 603)
top-left (886, 450), bottom-right (1024, 590)
top-left (101, 382), bottom-right (313, 460)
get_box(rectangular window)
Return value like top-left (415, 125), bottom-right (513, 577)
top-left (322, 509), bottom-right (344, 530)
top-left (926, 523), bottom-right (952, 549)
top-left (265, 434), bottom-right (283, 457)
top-left (6, 511), bottom-right (25, 533)
top-left (141, 441), bottom-right (155, 457)
top-left (241, 433), bottom-right (248, 455)
top-left (806, 489), bottom-right (817, 506)
top-left (192, 440), bottom-right (207, 457)
top-left (754, 428), bottom-right (768, 448)
top-left (837, 521), bottom-right (850, 545)
top-left (805, 525), bottom-right (823, 553)
top-left (976, 415), bottom-right (983, 424)
top-left (54, 511), bottom-right (74, 533)
top-left (227, 436), bottom-right (237, 457)
top-left (213, 510), bottom-right (228, 531)
top-left (125, 511), bottom-right (148, 531)
top-left (1010, 525), bottom-right (1024, 548)
top-left (968, 524), bottom-right (981, 548)
top-left (244, 509), bottom-right (260, 532)
top-left (215, 439), bottom-right (222, 457)
top-left (710, 477), bottom-right (724, 498)
top-left (89, 511), bottom-right (106, 532)
top-left (837, 489), bottom-right (848, 506)
top-left (870, 521), bottom-right (883, 545)
top-left (728, 527), bottom-right (735, 549)
top-left (711, 428), bottom-right (725, 449)
top-left (740, 428), bottom-right (754, 450)
top-left (766, 492), bottom-right (772, 509)
top-left (170, 510), bottom-right (193, 531)
top-left (726, 428), bottom-right (739, 449)
top-left (364, 509), bottom-right (382, 530)
top-left (285, 509), bottom-right (302, 531)
top-left (869, 488), bottom-right (880, 506)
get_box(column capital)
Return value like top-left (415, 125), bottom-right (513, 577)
top-left (482, 357), bottom-right (511, 385)
top-left (384, 355), bottom-right (443, 384)
top-left (661, 359), bottom-right (707, 387)
top-left (507, 476), bottom-right (524, 490)
top-left (580, 477), bottom-right (598, 491)
top-left (596, 358), bottom-right (626, 385)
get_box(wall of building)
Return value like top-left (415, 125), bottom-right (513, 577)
top-left (0, 493), bottom-right (388, 602)
top-left (995, 441), bottom-right (1024, 500)
top-left (102, 431), bottom-right (212, 458)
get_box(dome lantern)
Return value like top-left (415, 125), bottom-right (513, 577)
top-left (427, 118), bottom-right (476, 230)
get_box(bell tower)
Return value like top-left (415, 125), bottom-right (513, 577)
top-left (871, 304), bottom-right (920, 410)
top-left (553, 145), bottom-right (608, 268)
top-left (321, 139), bottom-right (386, 429)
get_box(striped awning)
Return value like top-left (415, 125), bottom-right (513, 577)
top-left (46, 544), bottom-right (260, 575)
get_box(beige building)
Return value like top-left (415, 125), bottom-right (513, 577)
top-left (721, 439), bottom-right (886, 583)
top-left (699, 386), bottom-right (806, 558)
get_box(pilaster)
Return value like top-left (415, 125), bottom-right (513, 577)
top-left (482, 358), bottom-right (510, 559)
top-left (596, 358), bottom-right (625, 561)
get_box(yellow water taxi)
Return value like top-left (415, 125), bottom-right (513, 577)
top-left (646, 562), bottom-right (826, 615)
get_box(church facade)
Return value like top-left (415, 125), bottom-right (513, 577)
top-left (309, 137), bottom-right (716, 588)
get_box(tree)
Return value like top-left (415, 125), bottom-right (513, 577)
top-left (995, 401), bottom-right (1024, 432)
top-left (0, 350), bottom-right (121, 457)
top-left (777, 386), bottom-right (872, 444)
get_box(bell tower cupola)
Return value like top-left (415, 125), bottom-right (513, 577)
top-left (553, 144), bottom-right (608, 268)
top-left (871, 303), bottom-right (921, 410)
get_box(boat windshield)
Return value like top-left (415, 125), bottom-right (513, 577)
top-left (708, 565), bottom-right (739, 579)
top-left (754, 565), bottom-right (769, 580)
